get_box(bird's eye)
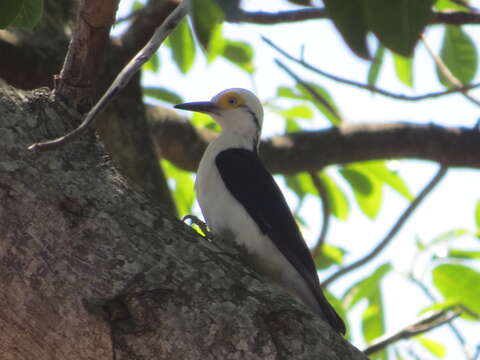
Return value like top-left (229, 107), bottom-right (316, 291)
top-left (228, 97), bottom-right (237, 105)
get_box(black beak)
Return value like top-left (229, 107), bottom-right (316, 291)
top-left (174, 101), bottom-right (221, 115)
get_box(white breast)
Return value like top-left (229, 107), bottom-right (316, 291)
top-left (195, 133), bottom-right (319, 313)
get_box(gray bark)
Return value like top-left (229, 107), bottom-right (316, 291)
top-left (0, 82), bottom-right (367, 359)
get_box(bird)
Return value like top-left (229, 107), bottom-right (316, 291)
top-left (174, 88), bottom-right (345, 334)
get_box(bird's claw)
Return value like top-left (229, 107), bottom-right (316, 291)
top-left (182, 214), bottom-right (212, 239)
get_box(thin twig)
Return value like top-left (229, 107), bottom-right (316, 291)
top-left (323, 165), bottom-right (448, 288)
top-left (363, 310), bottom-right (462, 356)
top-left (421, 34), bottom-right (480, 107)
top-left (28, 2), bottom-right (188, 152)
top-left (309, 171), bottom-right (330, 257)
top-left (263, 37), bottom-right (480, 102)
top-left (409, 276), bottom-right (474, 360)
top-left (237, 8), bottom-right (480, 26)
top-left (275, 59), bottom-right (344, 122)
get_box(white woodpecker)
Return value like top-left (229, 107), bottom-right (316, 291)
top-left (174, 88), bottom-right (345, 334)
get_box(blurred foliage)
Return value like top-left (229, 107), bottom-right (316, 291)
top-left (128, 0), bottom-right (480, 358)
top-left (0, 0), bottom-right (43, 29)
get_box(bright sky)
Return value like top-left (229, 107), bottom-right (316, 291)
top-left (115, 1), bottom-right (480, 358)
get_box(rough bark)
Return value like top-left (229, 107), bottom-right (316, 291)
top-left (0, 83), bottom-right (367, 359)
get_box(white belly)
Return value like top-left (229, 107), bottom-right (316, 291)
top-left (195, 136), bottom-right (320, 314)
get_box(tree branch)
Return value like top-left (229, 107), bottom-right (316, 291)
top-left (323, 165), bottom-right (448, 288)
top-left (55, 0), bottom-right (119, 109)
top-left (237, 8), bottom-right (480, 26)
top-left (264, 37), bottom-right (480, 102)
top-left (28, 1), bottom-right (188, 151)
top-left (147, 108), bottom-right (480, 173)
top-left (363, 310), bottom-right (462, 356)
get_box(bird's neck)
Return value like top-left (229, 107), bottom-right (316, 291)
top-left (212, 130), bottom-right (259, 154)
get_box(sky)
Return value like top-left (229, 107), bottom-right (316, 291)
top-left (114, 1), bottom-right (480, 358)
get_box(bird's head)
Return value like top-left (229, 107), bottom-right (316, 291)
top-left (174, 88), bottom-right (263, 140)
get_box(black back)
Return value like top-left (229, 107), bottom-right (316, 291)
top-left (216, 148), bottom-right (346, 334)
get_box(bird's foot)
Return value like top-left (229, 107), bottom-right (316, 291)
top-left (182, 215), bottom-right (212, 240)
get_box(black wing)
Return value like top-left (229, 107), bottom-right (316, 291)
top-left (216, 148), bottom-right (345, 334)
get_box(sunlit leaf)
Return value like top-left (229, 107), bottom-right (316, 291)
top-left (317, 171), bottom-right (350, 221)
top-left (419, 298), bottom-right (460, 314)
top-left (362, 289), bottom-right (386, 360)
top-left (432, 264), bottom-right (480, 315)
top-left (475, 200), bottom-right (480, 236)
top-left (190, 0), bottom-right (225, 61)
top-left (169, 18), bottom-right (196, 74)
top-left (276, 105), bottom-right (314, 120)
top-left (447, 248), bottom-right (480, 260)
top-left (277, 86), bottom-right (303, 100)
top-left (323, 0), bottom-right (370, 59)
top-left (368, 43), bottom-right (385, 87)
top-left (285, 118), bottom-right (301, 133)
top-left (143, 87), bottom-right (183, 104)
top-left (393, 53), bottom-right (413, 88)
top-left (362, 160), bottom-right (413, 200)
top-left (161, 160), bottom-right (195, 217)
top-left (364, 0), bottom-right (434, 57)
top-left (344, 263), bottom-right (392, 309)
top-left (416, 336), bottom-right (447, 358)
top-left (285, 172), bottom-right (316, 200)
top-left (314, 244), bottom-right (346, 269)
top-left (340, 165), bottom-right (382, 219)
top-left (191, 112), bottom-right (220, 132)
top-left (436, 0), bottom-right (470, 11)
top-left (437, 25), bottom-right (478, 87)
top-left (10, 0), bottom-right (43, 28)
top-left (142, 53), bottom-right (160, 72)
top-left (222, 39), bottom-right (254, 73)
top-left (429, 228), bottom-right (470, 246)
top-left (0, 0), bottom-right (23, 28)
top-left (295, 83), bottom-right (342, 125)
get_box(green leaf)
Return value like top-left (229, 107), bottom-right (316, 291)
top-left (367, 44), bottom-right (385, 87)
top-left (323, 0), bottom-right (370, 59)
top-left (161, 160), bottom-right (195, 217)
top-left (277, 86), bottom-right (303, 100)
top-left (432, 264), bottom-right (480, 315)
top-left (142, 53), bottom-right (160, 73)
top-left (285, 172), bottom-right (316, 200)
top-left (169, 18), bottom-right (196, 74)
top-left (10, 0), bottom-right (43, 29)
top-left (419, 298), bottom-right (459, 314)
top-left (340, 165), bottom-right (382, 219)
top-left (344, 263), bottom-right (392, 309)
top-left (191, 112), bottom-right (221, 132)
top-left (436, 0), bottom-right (470, 11)
top-left (393, 53), bottom-right (414, 88)
top-left (143, 87), bottom-right (183, 104)
top-left (189, 0), bottom-right (225, 61)
top-left (429, 228), bottom-right (470, 246)
top-left (0, 0), bottom-right (24, 28)
top-left (437, 25), bottom-right (478, 87)
top-left (362, 290), bottom-right (386, 353)
top-left (447, 249), bottom-right (480, 260)
top-left (295, 83), bottom-right (342, 125)
top-left (364, 0), bottom-right (434, 57)
top-left (285, 118), bottom-right (301, 133)
top-left (362, 160), bottom-right (413, 200)
top-left (416, 336), bottom-right (447, 358)
top-left (317, 171), bottom-right (350, 221)
top-left (314, 244), bottom-right (346, 269)
top-left (222, 40), bottom-right (254, 73)
top-left (277, 105), bottom-right (314, 120)
top-left (475, 200), bottom-right (480, 236)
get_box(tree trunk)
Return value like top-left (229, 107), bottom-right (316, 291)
top-left (0, 82), bottom-right (367, 359)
